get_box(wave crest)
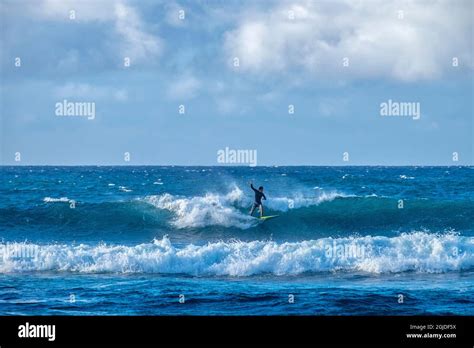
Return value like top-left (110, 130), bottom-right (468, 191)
top-left (143, 188), bottom-right (255, 229)
top-left (142, 187), bottom-right (346, 229)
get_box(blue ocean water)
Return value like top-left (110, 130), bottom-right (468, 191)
top-left (0, 166), bottom-right (473, 315)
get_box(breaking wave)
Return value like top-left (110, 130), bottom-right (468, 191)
top-left (1, 232), bottom-right (472, 276)
top-left (142, 187), bottom-right (347, 229)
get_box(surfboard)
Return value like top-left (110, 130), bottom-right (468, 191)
top-left (259, 215), bottom-right (279, 221)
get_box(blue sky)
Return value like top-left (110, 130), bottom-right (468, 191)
top-left (1, 0), bottom-right (472, 165)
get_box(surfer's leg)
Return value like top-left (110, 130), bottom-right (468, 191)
top-left (249, 204), bottom-right (256, 216)
top-left (259, 204), bottom-right (263, 217)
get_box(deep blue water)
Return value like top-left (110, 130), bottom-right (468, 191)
top-left (0, 166), bottom-right (473, 315)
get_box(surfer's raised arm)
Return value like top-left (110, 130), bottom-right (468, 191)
top-left (249, 182), bottom-right (267, 218)
top-left (250, 182), bottom-right (258, 192)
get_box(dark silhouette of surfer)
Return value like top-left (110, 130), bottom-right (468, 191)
top-left (249, 182), bottom-right (266, 217)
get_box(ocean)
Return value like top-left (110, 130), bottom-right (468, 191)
top-left (0, 166), bottom-right (473, 315)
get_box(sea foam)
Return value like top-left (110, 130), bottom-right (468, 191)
top-left (1, 232), bottom-right (472, 276)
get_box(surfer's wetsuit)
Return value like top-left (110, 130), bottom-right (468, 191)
top-left (251, 184), bottom-right (266, 206)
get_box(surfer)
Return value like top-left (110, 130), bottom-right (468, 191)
top-left (249, 182), bottom-right (266, 217)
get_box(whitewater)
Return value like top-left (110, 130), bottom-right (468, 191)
top-left (142, 186), bottom-right (349, 229)
top-left (1, 232), bottom-right (472, 275)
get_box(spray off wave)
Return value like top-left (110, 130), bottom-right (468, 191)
top-left (1, 232), bottom-right (472, 276)
top-left (142, 187), bottom-right (347, 229)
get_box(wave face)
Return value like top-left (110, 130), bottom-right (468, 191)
top-left (141, 187), bottom-right (347, 229)
top-left (2, 192), bottom-right (471, 231)
top-left (1, 232), bottom-right (473, 276)
top-left (2, 188), bottom-right (471, 242)
top-left (1, 166), bottom-right (473, 244)
top-left (143, 188), bottom-right (255, 229)
top-left (141, 188), bottom-right (474, 235)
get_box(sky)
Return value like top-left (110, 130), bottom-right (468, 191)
top-left (0, 0), bottom-right (473, 165)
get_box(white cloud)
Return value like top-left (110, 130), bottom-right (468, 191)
top-left (224, 0), bottom-right (473, 81)
top-left (164, 2), bottom-right (187, 27)
top-left (167, 76), bottom-right (201, 100)
top-left (32, 0), bottom-right (116, 21)
top-left (114, 3), bottom-right (162, 62)
top-left (25, 0), bottom-right (162, 64)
